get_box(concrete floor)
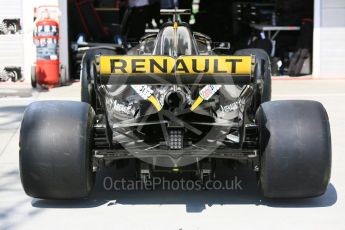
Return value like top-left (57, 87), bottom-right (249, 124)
top-left (0, 79), bottom-right (344, 230)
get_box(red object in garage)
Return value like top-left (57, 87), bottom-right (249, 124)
top-left (32, 16), bottom-right (60, 88)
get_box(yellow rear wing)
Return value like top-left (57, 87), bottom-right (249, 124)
top-left (98, 55), bottom-right (255, 85)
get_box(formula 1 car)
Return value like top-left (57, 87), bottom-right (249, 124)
top-left (20, 10), bottom-right (331, 199)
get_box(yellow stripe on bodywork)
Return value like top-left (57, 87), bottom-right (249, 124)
top-left (148, 95), bottom-right (162, 111)
top-left (190, 96), bottom-right (204, 111)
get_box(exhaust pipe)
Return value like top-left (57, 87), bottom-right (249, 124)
top-left (165, 90), bottom-right (186, 109)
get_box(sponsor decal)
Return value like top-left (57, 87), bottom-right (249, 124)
top-left (99, 56), bottom-right (252, 75)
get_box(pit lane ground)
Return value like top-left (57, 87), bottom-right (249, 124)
top-left (0, 79), bottom-right (344, 230)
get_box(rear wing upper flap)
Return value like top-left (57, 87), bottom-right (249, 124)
top-left (97, 55), bottom-right (256, 85)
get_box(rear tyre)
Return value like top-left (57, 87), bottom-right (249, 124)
top-left (234, 48), bottom-right (271, 103)
top-left (20, 101), bottom-right (95, 199)
top-left (81, 48), bottom-right (117, 107)
top-left (81, 62), bottom-right (95, 107)
top-left (256, 100), bottom-right (331, 198)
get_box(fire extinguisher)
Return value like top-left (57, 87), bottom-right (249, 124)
top-left (32, 12), bottom-right (62, 88)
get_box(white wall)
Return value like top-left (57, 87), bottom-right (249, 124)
top-left (314, 0), bottom-right (345, 78)
top-left (58, 0), bottom-right (69, 81)
top-left (0, 0), bottom-right (22, 18)
top-left (22, 0), bottom-right (36, 82)
top-left (0, 0), bottom-right (23, 73)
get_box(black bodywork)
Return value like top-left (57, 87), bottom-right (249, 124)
top-left (82, 21), bottom-right (266, 172)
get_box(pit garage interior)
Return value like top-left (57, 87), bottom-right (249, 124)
top-left (1, 0), bottom-right (345, 229)
top-left (2, 0), bottom-right (343, 83)
top-left (19, 0), bottom-right (345, 83)
top-left (66, 0), bottom-right (315, 80)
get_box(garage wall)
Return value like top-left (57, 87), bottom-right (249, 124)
top-left (314, 0), bottom-right (345, 77)
top-left (0, 36), bottom-right (24, 67)
top-left (0, 0), bottom-right (22, 18)
top-left (0, 0), bottom-right (23, 73)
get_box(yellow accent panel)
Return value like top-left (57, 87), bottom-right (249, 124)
top-left (148, 95), bottom-right (162, 111)
top-left (100, 56), bottom-right (175, 75)
top-left (175, 56), bottom-right (252, 75)
top-left (99, 56), bottom-right (253, 75)
top-left (190, 96), bottom-right (204, 111)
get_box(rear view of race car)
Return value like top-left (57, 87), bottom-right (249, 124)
top-left (19, 10), bottom-right (331, 200)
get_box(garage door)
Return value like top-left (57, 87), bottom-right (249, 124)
top-left (319, 0), bottom-right (345, 76)
top-left (0, 0), bottom-right (23, 79)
